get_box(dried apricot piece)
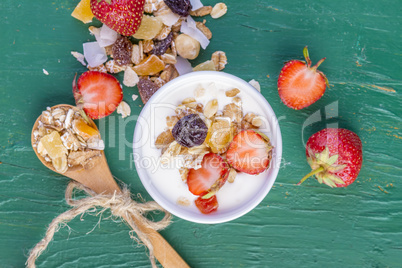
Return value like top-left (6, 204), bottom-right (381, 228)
top-left (71, 0), bottom-right (94, 24)
top-left (133, 15), bottom-right (163, 40)
top-left (133, 55), bottom-right (165, 76)
top-left (72, 118), bottom-right (99, 140)
top-left (40, 131), bottom-right (68, 159)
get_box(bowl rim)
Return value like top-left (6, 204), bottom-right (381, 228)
top-left (133, 71), bottom-right (282, 224)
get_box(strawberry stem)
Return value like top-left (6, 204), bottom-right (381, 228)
top-left (297, 166), bottom-right (325, 185)
top-left (311, 57), bottom-right (326, 71)
top-left (303, 46), bottom-right (312, 67)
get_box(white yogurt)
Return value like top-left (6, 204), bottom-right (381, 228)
top-left (133, 72), bottom-right (282, 224)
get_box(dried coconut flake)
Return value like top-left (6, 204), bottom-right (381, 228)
top-left (181, 16), bottom-right (210, 49)
top-left (71, 51), bottom-right (86, 66)
top-left (249, 79), bottom-right (261, 92)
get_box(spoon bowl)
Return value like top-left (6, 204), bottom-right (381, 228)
top-left (31, 104), bottom-right (189, 268)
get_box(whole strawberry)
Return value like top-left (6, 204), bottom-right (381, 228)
top-left (278, 46), bottom-right (329, 110)
top-left (90, 0), bottom-right (145, 36)
top-left (298, 128), bottom-right (363, 187)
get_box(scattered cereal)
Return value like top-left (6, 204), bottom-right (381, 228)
top-left (249, 79), bottom-right (261, 92)
top-left (225, 88), bottom-right (240, 97)
top-left (116, 101), bottom-right (131, 118)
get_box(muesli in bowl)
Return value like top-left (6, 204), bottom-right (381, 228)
top-left (133, 71), bottom-right (282, 224)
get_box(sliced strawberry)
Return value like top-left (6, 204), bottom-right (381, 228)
top-left (73, 71), bottom-right (123, 119)
top-left (90, 0), bottom-right (145, 36)
top-left (195, 195), bottom-right (219, 214)
top-left (277, 46), bottom-right (329, 110)
top-left (187, 153), bottom-right (229, 196)
top-left (226, 130), bottom-right (272, 175)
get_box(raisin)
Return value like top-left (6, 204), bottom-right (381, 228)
top-left (164, 0), bottom-right (192, 17)
top-left (172, 114), bottom-right (208, 148)
top-left (112, 36), bottom-right (132, 66)
top-left (137, 78), bottom-right (160, 104)
top-left (151, 32), bottom-right (173, 56)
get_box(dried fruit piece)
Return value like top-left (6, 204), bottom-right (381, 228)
top-left (133, 55), bottom-right (165, 76)
top-left (72, 118), bottom-right (99, 140)
top-left (133, 15), bottom-right (163, 40)
top-left (193, 60), bottom-right (216, 71)
top-left (151, 32), bottom-right (173, 55)
top-left (112, 36), bottom-right (132, 66)
top-left (163, 0), bottom-right (192, 16)
top-left (206, 117), bottom-right (235, 154)
top-left (155, 129), bottom-right (175, 149)
top-left (175, 34), bottom-right (200, 60)
top-left (211, 51), bottom-right (227, 71)
top-left (203, 99), bottom-right (218, 118)
top-left (138, 78), bottom-right (160, 104)
top-left (211, 3), bottom-right (227, 19)
top-left (225, 88), bottom-right (240, 97)
top-left (190, 6), bottom-right (212, 17)
top-left (195, 195), bottom-right (218, 214)
top-left (172, 114), bottom-right (208, 148)
top-left (40, 131), bottom-right (68, 159)
top-left (71, 0), bottom-right (94, 24)
top-left (223, 103), bottom-right (243, 123)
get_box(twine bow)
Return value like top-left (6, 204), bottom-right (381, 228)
top-left (26, 181), bottom-right (172, 268)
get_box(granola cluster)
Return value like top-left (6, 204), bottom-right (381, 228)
top-left (32, 106), bottom-right (104, 173)
top-left (155, 84), bottom-right (265, 184)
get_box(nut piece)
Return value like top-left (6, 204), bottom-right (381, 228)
top-left (211, 3), bottom-right (227, 19)
top-left (204, 99), bottom-right (219, 118)
top-left (175, 34), bottom-right (200, 60)
top-left (190, 6), bottom-right (213, 16)
top-left (196, 22), bottom-right (212, 39)
top-left (211, 51), bottom-right (227, 71)
top-left (116, 101), bottom-right (131, 118)
top-left (225, 88), bottom-right (240, 97)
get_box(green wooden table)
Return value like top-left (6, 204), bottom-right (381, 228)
top-left (1, 0), bottom-right (401, 267)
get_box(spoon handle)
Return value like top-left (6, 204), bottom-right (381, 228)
top-left (70, 154), bottom-right (189, 268)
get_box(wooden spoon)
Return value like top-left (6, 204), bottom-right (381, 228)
top-left (31, 104), bottom-right (189, 268)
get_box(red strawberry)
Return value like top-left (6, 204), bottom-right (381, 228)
top-left (90, 0), bottom-right (145, 36)
top-left (226, 130), bottom-right (273, 175)
top-left (195, 195), bottom-right (219, 214)
top-left (187, 153), bottom-right (230, 196)
top-left (73, 71), bottom-right (123, 119)
top-left (278, 46), bottom-right (329, 110)
top-left (298, 128), bottom-right (363, 187)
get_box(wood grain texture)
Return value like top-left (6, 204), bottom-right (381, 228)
top-left (0, 0), bottom-right (401, 267)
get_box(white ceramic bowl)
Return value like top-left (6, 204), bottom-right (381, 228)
top-left (133, 71), bottom-right (282, 224)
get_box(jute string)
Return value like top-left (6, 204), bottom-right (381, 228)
top-left (26, 181), bottom-right (172, 268)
